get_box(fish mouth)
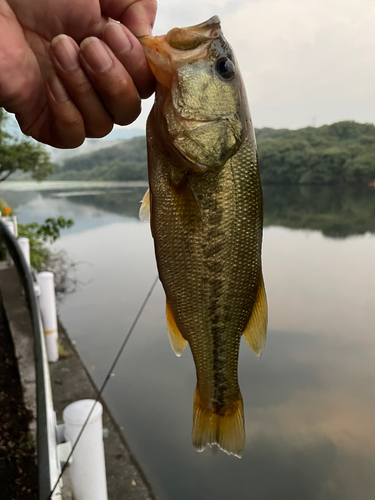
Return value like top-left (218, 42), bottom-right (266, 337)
top-left (139, 16), bottom-right (222, 88)
top-left (184, 15), bottom-right (221, 37)
top-left (166, 15), bottom-right (221, 49)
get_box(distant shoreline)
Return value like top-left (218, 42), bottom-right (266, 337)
top-left (2, 179), bottom-right (374, 187)
top-left (0, 180), bottom-right (149, 190)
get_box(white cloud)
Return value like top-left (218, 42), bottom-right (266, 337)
top-left (135, 0), bottom-right (375, 129)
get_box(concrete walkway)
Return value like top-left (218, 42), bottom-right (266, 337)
top-left (0, 263), bottom-right (156, 500)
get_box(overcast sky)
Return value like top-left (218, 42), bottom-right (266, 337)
top-left (129, 0), bottom-right (375, 131)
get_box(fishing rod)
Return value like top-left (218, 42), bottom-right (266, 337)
top-left (46, 275), bottom-right (159, 500)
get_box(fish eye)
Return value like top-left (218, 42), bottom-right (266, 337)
top-left (215, 57), bottom-right (235, 80)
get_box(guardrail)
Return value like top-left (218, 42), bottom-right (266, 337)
top-left (0, 219), bottom-right (62, 499)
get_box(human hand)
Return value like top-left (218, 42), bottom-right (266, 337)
top-left (0, 0), bottom-right (157, 148)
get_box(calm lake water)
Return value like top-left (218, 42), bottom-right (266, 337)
top-left (2, 181), bottom-right (375, 500)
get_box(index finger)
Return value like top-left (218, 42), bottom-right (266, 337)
top-left (100, 0), bottom-right (157, 37)
top-left (102, 21), bottom-right (154, 98)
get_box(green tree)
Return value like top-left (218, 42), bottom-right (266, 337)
top-left (18, 217), bottom-right (74, 271)
top-left (0, 110), bottom-right (73, 271)
top-left (257, 121), bottom-right (375, 186)
top-left (50, 136), bottom-right (148, 181)
top-left (0, 108), bottom-right (52, 182)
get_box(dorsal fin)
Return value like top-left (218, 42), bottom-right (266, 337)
top-left (242, 273), bottom-right (268, 358)
top-left (166, 301), bottom-right (188, 357)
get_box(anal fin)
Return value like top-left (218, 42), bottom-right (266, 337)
top-left (139, 188), bottom-right (150, 222)
top-left (166, 301), bottom-right (187, 357)
top-left (243, 272), bottom-right (268, 358)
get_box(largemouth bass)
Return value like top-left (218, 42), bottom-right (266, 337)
top-left (140, 16), bottom-right (267, 457)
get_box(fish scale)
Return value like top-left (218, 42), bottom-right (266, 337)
top-left (140, 16), bottom-right (267, 456)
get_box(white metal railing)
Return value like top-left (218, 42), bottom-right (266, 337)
top-left (0, 217), bottom-right (108, 500)
top-left (0, 218), bottom-right (62, 498)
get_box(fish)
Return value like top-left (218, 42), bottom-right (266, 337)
top-left (139, 16), bottom-right (267, 458)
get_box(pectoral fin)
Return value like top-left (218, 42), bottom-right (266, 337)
top-left (139, 188), bottom-right (150, 222)
top-left (242, 273), bottom-right (268, 358)
top-left (166, 301), bottom-right (187, 357)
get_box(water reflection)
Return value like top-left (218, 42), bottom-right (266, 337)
top-left (263, 185), bottom-right (375, 238)
top-left (1, 181), bottom-right (148, 224)
top-left (3, 181), bottom-right (375, 238)
top-left (1, 181), bottom-right (375, 499)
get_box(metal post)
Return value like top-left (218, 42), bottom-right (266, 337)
top-left (3, 219), bottom-right (15, 235)
top-left (63, 400), bottom-right (108, 500)
top-left (3, 220), bottom-right (15, 265)
top-left (37, 272), bottom-right (59, 363)
top-left (18, 237), bottom-right (30, 268)
top-left (12, 215), bottom-right (18, 237)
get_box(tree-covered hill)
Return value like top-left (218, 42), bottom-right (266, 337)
top-left (258, 121), bottom-right (375, 185)
top-left (50, 136), bottom-right (148, 181)
top-left (49, 121), bottom-right (375, 185)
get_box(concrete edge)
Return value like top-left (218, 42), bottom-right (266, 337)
top-left (0, 263), bottom-right (157, 500)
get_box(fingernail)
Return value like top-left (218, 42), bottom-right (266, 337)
top-left (104, 21), bottom-right (132, 55)
top-left (51, 35), bottom-right (79, 71)
top-left (80, 38), bottom-right (113, 73)
top-left (48, 74), bottom-right (69, 102)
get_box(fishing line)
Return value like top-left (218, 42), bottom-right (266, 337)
top-left (46, 275), bottom-right (159, 500)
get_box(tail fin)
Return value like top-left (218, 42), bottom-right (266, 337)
top-left (192, 385), bottom-right (245, 458)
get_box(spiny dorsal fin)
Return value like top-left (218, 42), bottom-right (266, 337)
top-left (242, 273), bottom-right (268, 358)
top-left (139, 188), bottom-right (150, 222)
top-left (166, 301), bottom-right (187, 357)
